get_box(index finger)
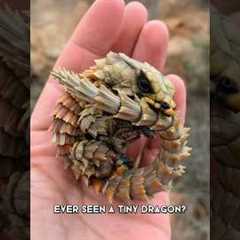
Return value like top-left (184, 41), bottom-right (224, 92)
top-left (31, 0), bottom-right (125, 131)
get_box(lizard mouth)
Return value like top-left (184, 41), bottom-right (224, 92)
top-left (147, 100), bottom-right (175, 117)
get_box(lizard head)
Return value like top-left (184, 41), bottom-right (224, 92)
top-left (99, 52), bottom-right (176, 117)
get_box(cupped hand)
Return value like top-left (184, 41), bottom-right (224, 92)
top-left (31, 1), bottom-right (186, 239)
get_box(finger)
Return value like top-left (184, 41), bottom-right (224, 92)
top-left (132, 19), bottom-right (186, 121)
top-left (132, 20), bottom-right (169, 71)
top-left (127, 20), bottom-right (169, 158)
top-left (146, 74), bottom-right (187, 151)
top-left (141, 146), bottom-right (160, 166)
top-left (32, 0), bottom-right (125, 131)
top-left (70, 0), bottom-right (125, 57)
top-left (56, 0), bottom-right (125, 70)
top-left (126, 135), bottom-right (148, 160)
top-left (167, 74), bottom-right (186, 123)
top-left (112, 1), bottom-right (148, 56)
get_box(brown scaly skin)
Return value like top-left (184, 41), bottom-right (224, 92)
top-left (51, 52), bottom-right (191, 203)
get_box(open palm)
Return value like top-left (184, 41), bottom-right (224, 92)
top-left (31, 0), bottom-right (186, 239)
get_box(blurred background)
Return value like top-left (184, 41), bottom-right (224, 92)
top-left (210, 1), bottom-right (240, 239)
top-left (31, 0), bottom-right (209, 239)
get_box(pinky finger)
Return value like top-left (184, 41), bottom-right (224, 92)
top-left (166, 74), bottom-right (186, 124)
top-left (146, 74), bottom-right (187, 152)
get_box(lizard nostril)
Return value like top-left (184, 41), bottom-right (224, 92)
top-left (161, 102), bottom-right (170, 110)
top-left (154, 102), bottom-right (161, 109)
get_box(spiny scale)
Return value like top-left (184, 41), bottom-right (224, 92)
top-left (51, 52), bottom-right (191, 202)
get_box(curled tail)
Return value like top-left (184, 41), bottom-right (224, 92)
top-left (98, 121), bottom-right (191, 203)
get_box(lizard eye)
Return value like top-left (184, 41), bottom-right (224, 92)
top-left (217, 76), bottom-right (238, 94)
top-left (137, 71), bottom-right (153, 94)
top-left (221, 77), bottom-right (236, 92)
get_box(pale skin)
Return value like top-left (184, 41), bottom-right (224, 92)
top-left (31, 0), bottom-right (186, 239)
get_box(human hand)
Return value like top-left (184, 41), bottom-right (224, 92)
top-left (31, 0), bottom-right (186, 239)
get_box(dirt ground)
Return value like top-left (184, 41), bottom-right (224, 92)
top-left (31, 0), bottom-right (209, 239)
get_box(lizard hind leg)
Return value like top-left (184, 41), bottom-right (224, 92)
top-left (69, 140), bottom-right (116, 184)
top-left (102, 141), bottom-right (187, 203)
top-left (69, 139), bottom-right (138, 202)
